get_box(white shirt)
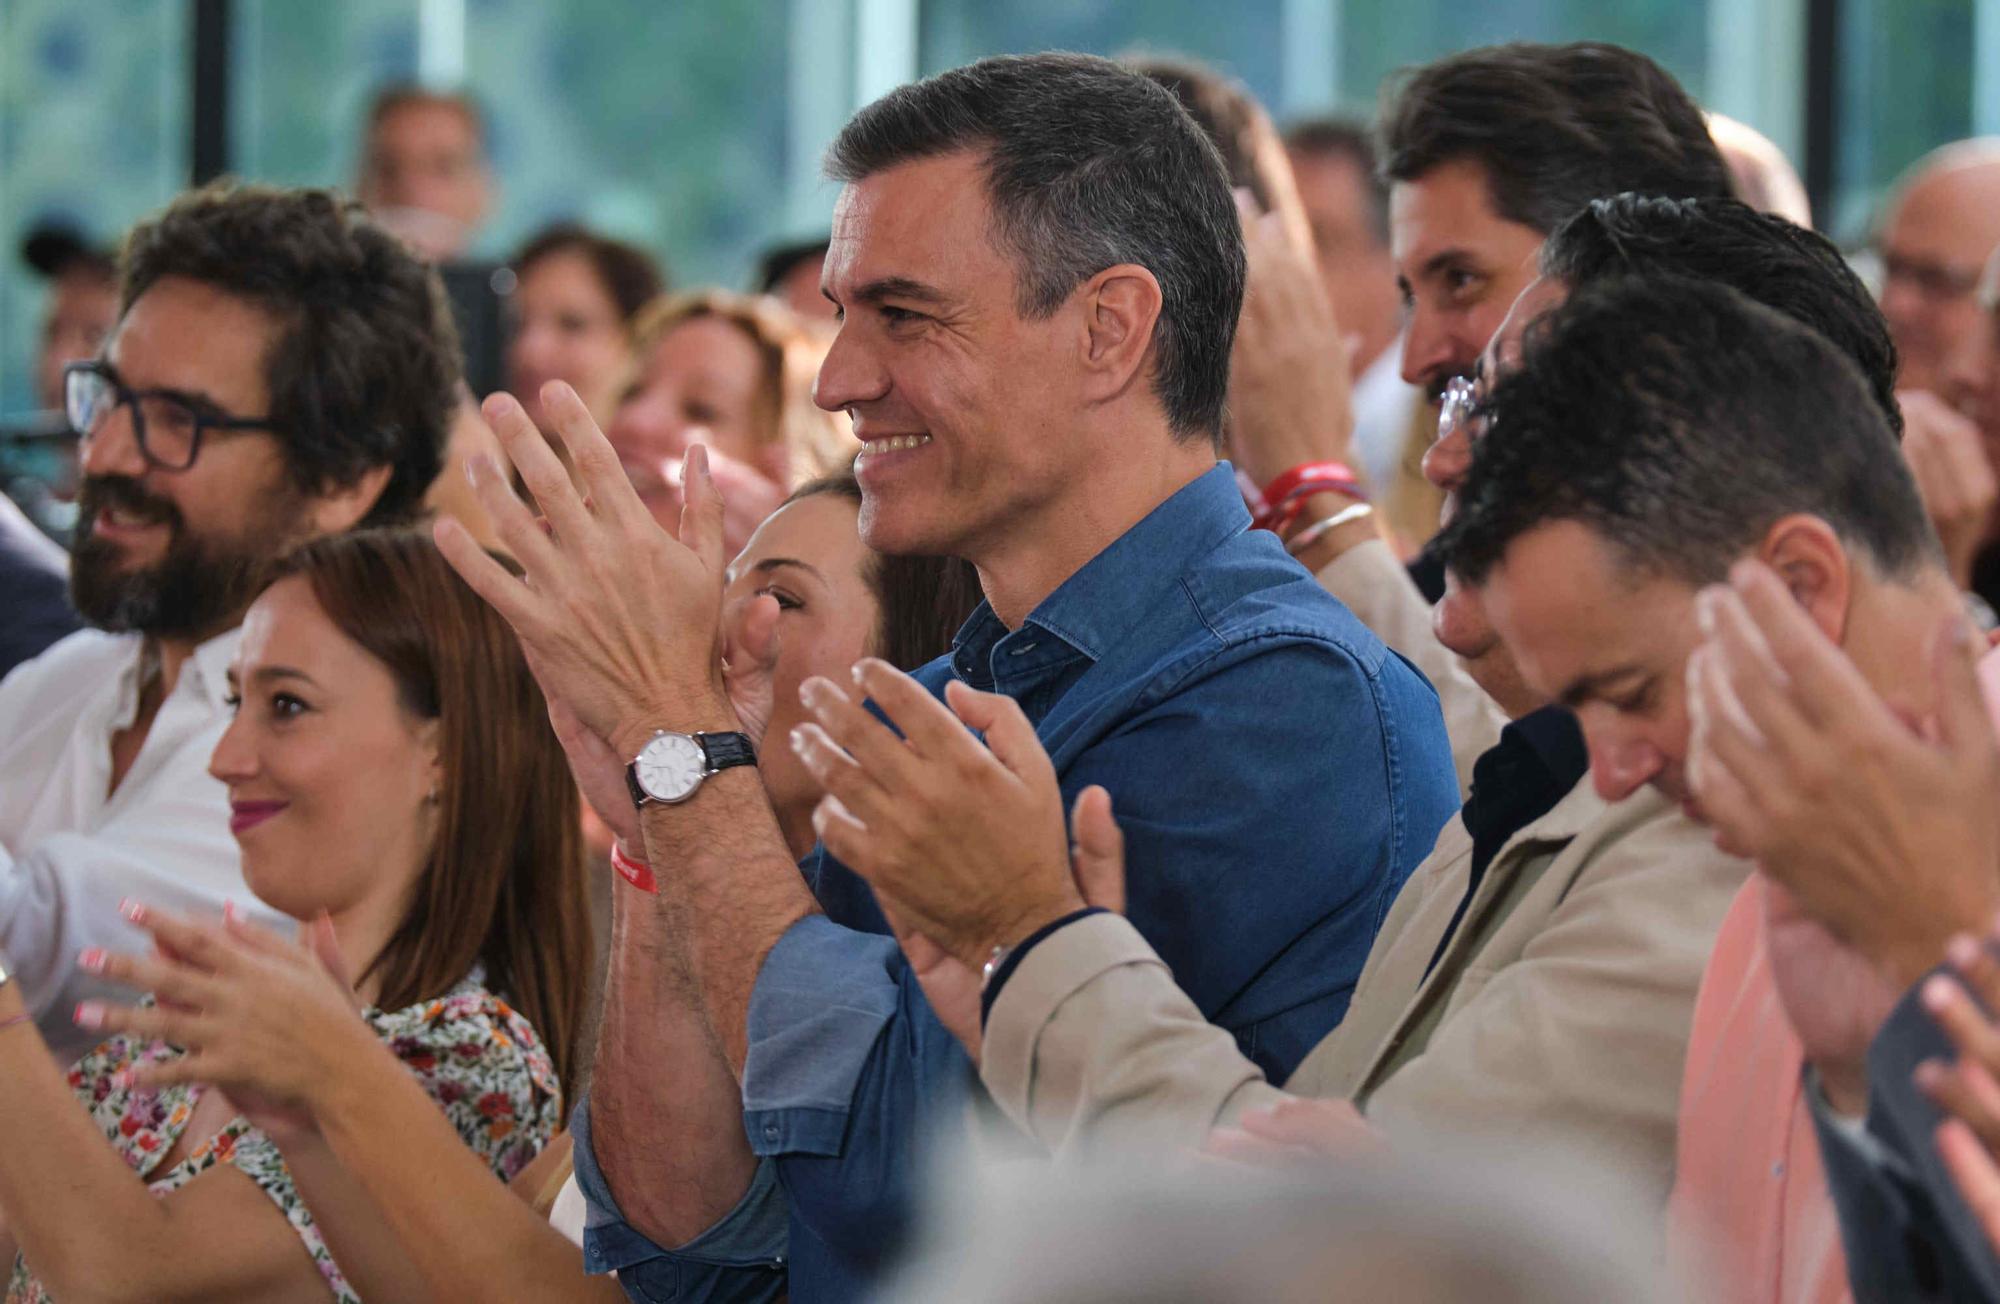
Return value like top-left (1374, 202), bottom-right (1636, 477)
top-left (1349, 337), bottom-right (1422, 497)
top-left (0, 625), bottom-right (264, 1061)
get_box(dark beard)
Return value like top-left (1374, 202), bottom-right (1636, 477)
top-left (70, 475), bottom-right (298, 641)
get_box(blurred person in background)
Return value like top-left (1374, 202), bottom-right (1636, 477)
top-left (608, 288), bottom-right (854, 555)
top-left (1282, 117), bottom-right (1434, 548)
top-left (0, 226), bottom-right (104, 674)
top-left (24, 224), bottom-right (119, 417)
top-left (887, 1146), bottom-right (1673, 1304)
top-left (355, 85), bottom-right (495, 264)
top-left (1708, 113), bottom-right (1813, 227)
top-left (1875, 139), bottom-right (2000, 394)
top-left (0, 183), bottom-right (459, 1062)
top-left (1934, 248), bottom-right (2000, 617)
top-left (755, 237), bottom-right (837, 324)
top-left (505, 224), bottom-right (665, 436)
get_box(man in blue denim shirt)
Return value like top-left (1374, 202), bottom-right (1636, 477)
top-left (442, 53), bottom-right (1455, 1304)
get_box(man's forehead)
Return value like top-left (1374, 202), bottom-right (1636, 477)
top-left (110, 277), bottom-right (275, 393)
top-left (825, 152), bottom-right (998, 292)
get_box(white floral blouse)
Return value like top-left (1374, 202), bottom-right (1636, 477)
top-left (7, 967), bottom-right (561, 1303)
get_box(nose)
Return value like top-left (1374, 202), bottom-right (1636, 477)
top-left (1399, 305), bottom-right (1459, 390)
top-left (609, 392), bottom-right (691, 462)
top-left (1941, 313), bottom-right (1997, 418)
top-left (1582, 720), bottom-right (1663, 803)
top-left (1422, 420), bottom-right (1472, 492)
top-left (76, 399), bottom-right (148, 480)
top-left (208, 708), bottom-right (259, 786)
top-left (813, 321), bottom-right (890, 414)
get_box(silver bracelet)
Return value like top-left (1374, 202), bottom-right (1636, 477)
top-left (1285, 502), bottom-right (1375, 556)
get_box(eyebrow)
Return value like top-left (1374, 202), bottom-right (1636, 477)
top-left (244, 665), bottom-right (319, 689)
top-left (849, 276), bottom-right (950, 308)
top-left (752, 557), bottom-right (826, 582)
top-left (1555, 665), bottom-right (1648, 710)
top-left (1418, 248), bottom-right (1480, 280)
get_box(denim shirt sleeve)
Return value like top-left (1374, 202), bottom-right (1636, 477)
top-left (567, 1095), bottom-right (788, 1303)
top-left (742, 911), bottom-right (977, 1278)
top-left (741, 914), bottom-right (906, 1156)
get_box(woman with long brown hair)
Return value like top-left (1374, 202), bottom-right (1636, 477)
top-left (58, 474), bottom-right (981, 1303)
top-left (0, 528), bottom-right (592, 1302)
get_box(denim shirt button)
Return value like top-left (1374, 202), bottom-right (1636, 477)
top-left (763, 1122), bottom-right (779, 1138)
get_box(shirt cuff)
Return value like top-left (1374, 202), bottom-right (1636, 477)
top-left (979, 907), bottom-right (1108, 1025)
top-left (981, 911), bottom-right (1170, 1124)
top-left (568, 1097), bottom-right (790, 1283)
top-left (742, 913), bottom-right (904, 1158)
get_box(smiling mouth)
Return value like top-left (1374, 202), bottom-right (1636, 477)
top-left (228, 801), bottom-right (288, 835)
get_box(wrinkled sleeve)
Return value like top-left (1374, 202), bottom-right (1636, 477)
top-left (568, 1098), bottom-right (789, 1303)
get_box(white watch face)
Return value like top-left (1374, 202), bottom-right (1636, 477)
top-left (636, 732), bottom-right (707, 803)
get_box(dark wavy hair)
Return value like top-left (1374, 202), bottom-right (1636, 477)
top-left (1539, 194), bottom-right (1902, 438)
top-left (120, 182), bottom-right (460, 526)
top-left (1380, 42), bottom-right (1732, 235)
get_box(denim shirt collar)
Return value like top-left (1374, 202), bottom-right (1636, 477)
top-left (947, 464), bottom-right (1247, 696)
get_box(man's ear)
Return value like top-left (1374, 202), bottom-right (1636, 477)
top-left (1759, 514), bottom-right (1854, 643)
top-left (307, 462), bottom-right (395, 536)
top-left (1076, 264), bottom-right (1164, 408)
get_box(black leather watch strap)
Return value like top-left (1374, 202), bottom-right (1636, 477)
top-left (696, 731), bottom-right (758, 774)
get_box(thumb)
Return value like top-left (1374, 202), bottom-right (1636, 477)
top-left (308, 910), bottom-right (355, 990)
top-left (679, 443), bottom-right (728, 576)
top-left (1930, 615), bottom-right (1995, 757)
top-left (1070, 785), bottom-right (1127, 914)
top-left (945, 678), bottom-right (1056, 787)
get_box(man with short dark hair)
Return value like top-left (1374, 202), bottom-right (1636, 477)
top-left (799, 198), bottom-right (1905, 1227)
top-left (1436, 275), bottom-right (1959, 1301)
top-left (357, 84), bottom-right (494, 262)
top-left (438, 51), bottom-right (1458, 1303)
top-left (0, 182), bottom-right (458, 1059)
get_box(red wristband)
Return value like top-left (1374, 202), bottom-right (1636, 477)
top-left (610, 842), bottom-right (657, 893)
top-left (1250, 461), bottom-right (1367, 531)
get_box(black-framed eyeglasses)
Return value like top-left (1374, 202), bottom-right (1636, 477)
top-left (64, 359), bottom-right (288, 472)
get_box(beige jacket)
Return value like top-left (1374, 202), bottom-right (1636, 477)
top-left (1316, 537), bottom-right (1503, 795)
top-left (982, 781), bottom-right (1749, 1208)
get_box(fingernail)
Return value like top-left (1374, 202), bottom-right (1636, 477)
top-left (77, 947), bottom-right (105, 974)
top-left (73, 1001), bottom-right (103, 1030)
top-left (119, 898), bottom-right (145, 924)
top-left (1949, 933), bottom-right (1980, 970)
top-left (224, 900), bottom-right (243, 924)
top-left (484, 393), bottom-right (517, 421)
top-left (799, 679), bottom-right (824, 709)
top-left (1915, 1060), bottom-right (1946, 1091)
top-left (1695, 589), bottom-right (1717, 634)
top-left (1924, 975), bottom-right (1958, 1012)
top-left (111, 1067), bottom-right (135, 1090)
top-left (790, 726), bottom-right (811, 756)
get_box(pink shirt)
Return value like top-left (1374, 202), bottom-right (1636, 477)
top-left (1667, 876), bottom-right (1850, 1304)
top-left (1668, 642), bottom-right (2000, 1303)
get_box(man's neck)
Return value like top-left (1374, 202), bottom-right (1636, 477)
top-left (972, 439), bottom-right (1216, 630)
top-left (107, 635), bottom-right (196, 798)
top-left (1854, 569), bottom-right (1976, 721)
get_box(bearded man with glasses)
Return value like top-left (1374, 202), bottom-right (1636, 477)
top-left (0, 183), bottom-right (458, 1057)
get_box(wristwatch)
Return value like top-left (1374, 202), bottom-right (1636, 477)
top-left (624, 730), bottom-right (758, 809)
